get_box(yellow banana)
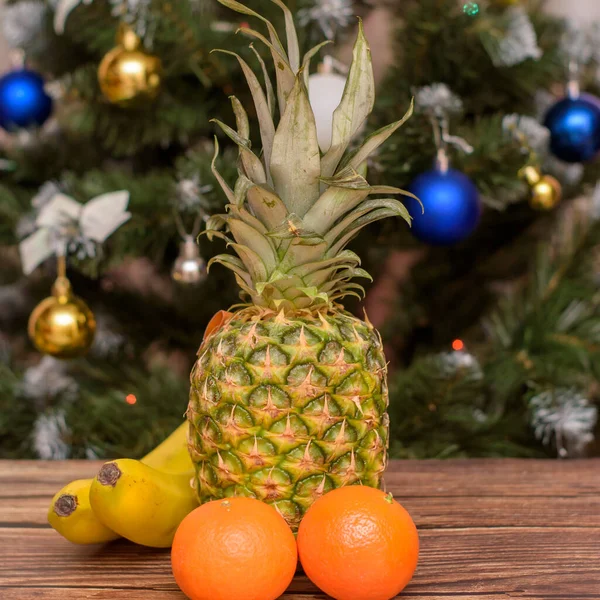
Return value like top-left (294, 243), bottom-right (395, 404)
top-left (48, 421), bottom-right (191, 545)
top-left (141, 421), bottom-right (193, 473)
top-left (48, 479), bottom-right (120, 545)
top-left (89, 459), bottom-right (198, 548)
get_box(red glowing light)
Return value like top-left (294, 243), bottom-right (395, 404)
top-left (125, 394), bottom-right (137, 405)
top-left (452, 339), bottom-right (464, 351)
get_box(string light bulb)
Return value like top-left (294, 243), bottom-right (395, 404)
top-left (452, 339), bottom-right (465, 351)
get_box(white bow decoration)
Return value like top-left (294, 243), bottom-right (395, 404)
top-left (19, 191), bottom-right (131, 275)
top-left (52, 0), bottom-right (93, 34)
top-left (53, 0), bottom-right (141, 35)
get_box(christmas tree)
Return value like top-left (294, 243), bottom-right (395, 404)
top-left (1, 0), bottom-right (598, 460)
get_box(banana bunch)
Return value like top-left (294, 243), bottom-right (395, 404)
top-left (48, 422), bottom-right (198, 548)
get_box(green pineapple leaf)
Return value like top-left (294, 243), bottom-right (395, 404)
top-left (216, 0), bottom-right (296, 112)
top-left (205, 213), bottom-right (227, 236)
top-left (327, 202), bottom-right (414, 257)
top-left (249, 44), bottom-right (276, 117)
top-left (319, 166), bottom-right (370, 189)
top-left (356, 161), bottom-right (368, 178)
top-left (207, 254), bottom-right (253, 290)
top-left (303, 185), bottom-right (370, 235)
top-left (210, 137), bottom-right (235, 204)
top-left (229, 95), bottom-right (250, 138)
top-left (233, 174), bottom-right (255, 208)
top-left (324, 198), bottom-right (413, 248)
top-left (227, 219), bottom-right (277, 273)
top-left (270, 74), bottom-right (321, 217)
top-left (264, 214), bottom-right (319, 240)
top-left (281, 237), bottom-right (328, 271)
top-left (329, 288), bottom-right (364, 302)
top-left (211, 116), bottom-right (266, 184)
top-left (212, 50), bottom-right (275, 175)
top-left (228, 204), bottom-right (269, 234)
top-left (321, 281), bottom-right (367, 298)
top-left (228, 242), bottom-right (268, 283)
top-left (301, 41), bottom-right (333, 87)
top-left (303, 265), bottom-right (371, 289)
top-left (246, 185), bottom-right (289, 230)
top-left (321, 19), bottom-right (375, 178)
top-left (268, 0), bottom-right (300, 72)
top-left (207, 1), bottom-right (415, 310)
top-left (289, 249), bottom-right (361, 277)
top-left (238, 26), bottom-right (295, 112)
top-left (216, 0), bottom-right (286, 56)
top-left (340, 99), bottom-right (415, 172)
top-left (298, 286), bottom-right (330, 303)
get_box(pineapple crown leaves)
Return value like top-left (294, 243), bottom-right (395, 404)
top-left (206, 0), bottom-right (415, 310)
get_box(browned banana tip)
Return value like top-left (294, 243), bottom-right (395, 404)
top-left (97, 462), bottom-right (122, 487)
top-left (54, 494), bottom-right (78, 517)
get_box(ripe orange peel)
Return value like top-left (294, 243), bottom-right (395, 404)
top-left (203, 310), bottom-right (234, 342)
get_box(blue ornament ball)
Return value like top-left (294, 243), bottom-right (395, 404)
top-left (0, 69), bottom-right (53, 131)
top-left (405, 167), bottom-right (482, 246)
top-left (543, 94), bottom-right (600, 163)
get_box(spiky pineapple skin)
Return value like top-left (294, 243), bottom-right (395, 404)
top-left (187, 308), bottom-right (389, 529)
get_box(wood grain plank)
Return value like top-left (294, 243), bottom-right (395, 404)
top-left (399, 494), bottom-right (600, 529)
top-left (382, 458), bottom-right (600, 497)
top-left (0, 461), bottom-right (99, 498)
top-left (2, 460), bottom-right (599, 599)
top-left (1, 527), bottom-right (599, 596)
top-left (0, 590), bottom-right (189, 600)
top-left (6, 493), bottom-right (600, 528)
top-left (3, 459), bottom-right (598, 528)
top-left (2, 459), bottom-right (599, 497)
top-left (2, 592), bottom-right (597, 600)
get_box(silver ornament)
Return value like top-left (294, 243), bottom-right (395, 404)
top-left (502, 114), bottom-right (550, 154)
top-left (482, 7), bottom-right (542, 68)
top-left (33, 409), bottom-right (71, 460)
top-left (415, 83), bottom-right (463, 117)
top-left (3, 1), bottom-right (47, 49)
top-left (171, 236), bottom-right (206, 285)
top-left (530, 388), bottom-right (597, 458)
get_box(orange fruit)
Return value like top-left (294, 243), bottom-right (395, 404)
top-left (297, 486), bottom-right (419, 600)
top-left (171, 497), bottom-right (297, 600)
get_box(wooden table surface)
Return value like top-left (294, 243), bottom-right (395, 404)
top-left (0, 459), bottom-right (599, 599)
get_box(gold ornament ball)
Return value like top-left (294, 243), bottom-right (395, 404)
top-left (519, 165), bottom-right (562, 211)
top-left (171, 237), bottom-right (207, 285)
top-left (98, 24), bottom-right (162, 107)
top-left (28, 277), bottom-right (96, 359)
top-left (530, 176), bottom-right (561, 211)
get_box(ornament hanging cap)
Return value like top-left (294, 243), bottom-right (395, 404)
top-left (415, 84), bottom-right (473, 173)
top-left (7, 48), bottom-right (25, 70)
top-left (519, 165), bottom-right (542, 186)
top-left (51, 254), bottom-right (72, 302)
top-left (52, 276), bottom-right (73, 302)
top-left (181, 235), bottom-right (200, 259)
top-left (559, 21), bottom-right (595, 100)
top-left (117, 22), bottom-right (142, 51)
top-left (316, 55), bottom-right (347, 75)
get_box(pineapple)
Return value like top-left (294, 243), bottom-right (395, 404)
top-left (187, 0), bottom-right (415, 529)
